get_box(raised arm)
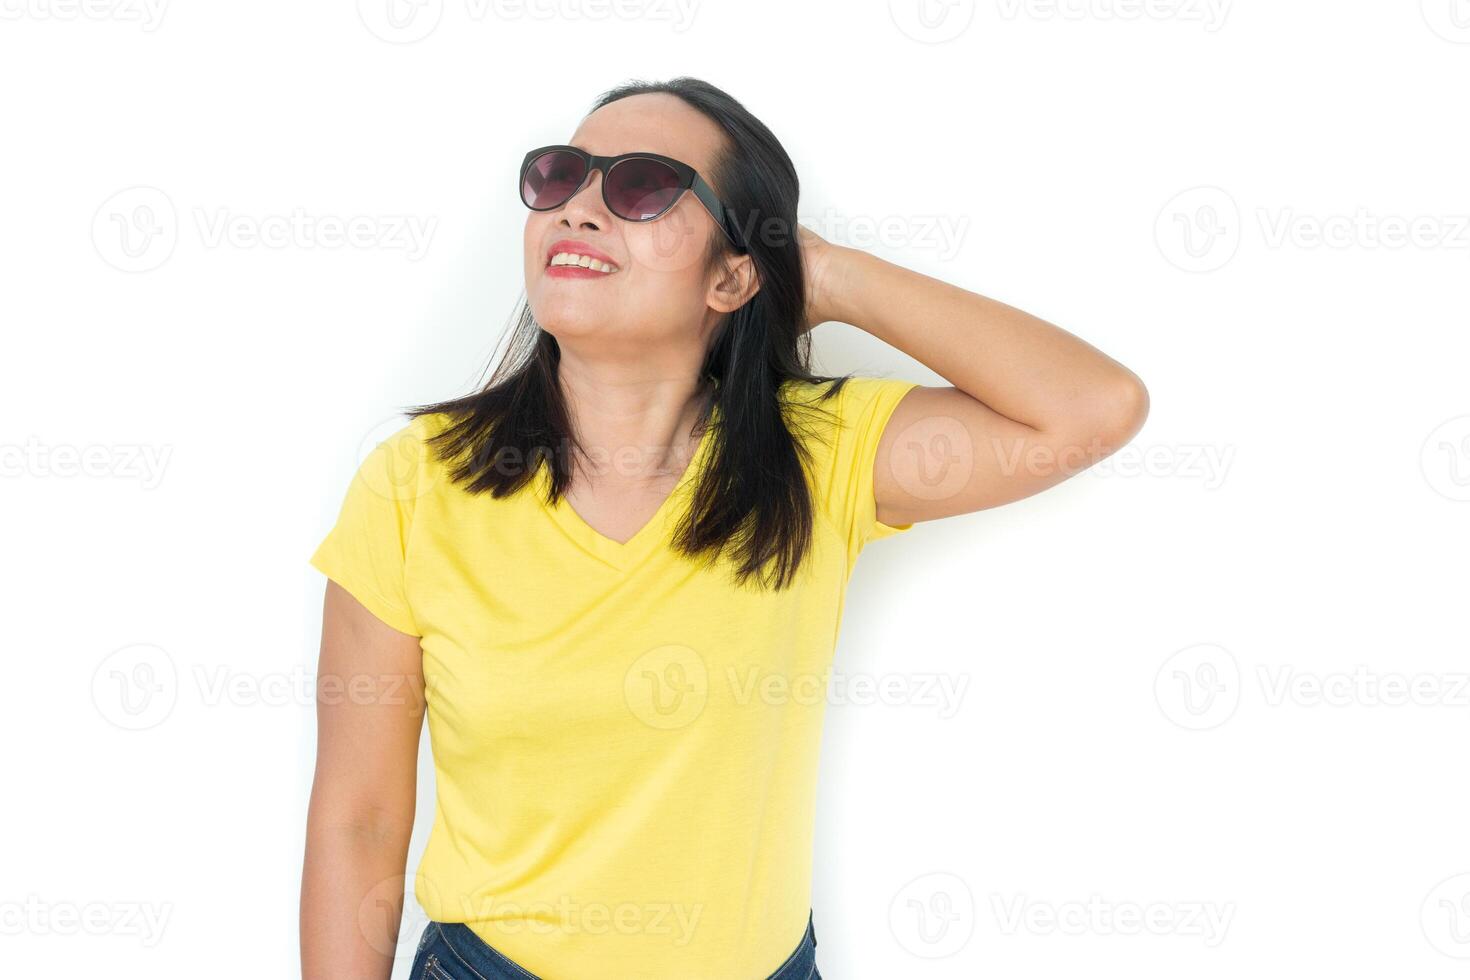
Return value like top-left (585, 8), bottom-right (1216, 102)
top-left (800, 226), bottom-right (1149, 527)
top-left (300, 582), bottom-right (425, 980)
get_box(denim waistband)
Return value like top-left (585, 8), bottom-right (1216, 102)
top-left (416, 910), bottom-right (818, 980)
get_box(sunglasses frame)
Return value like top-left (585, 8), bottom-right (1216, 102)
top-left (519, 144), bottom-right (748, 253)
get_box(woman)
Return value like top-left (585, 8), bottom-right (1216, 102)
top-left (301, 76), bottom-right (1148, 980)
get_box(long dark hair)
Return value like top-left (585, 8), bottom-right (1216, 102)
top-left (405, 76), bottom-right (855, 591)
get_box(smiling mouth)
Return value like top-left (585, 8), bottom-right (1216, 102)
top-left (548, 252), bottom-right (619, 274)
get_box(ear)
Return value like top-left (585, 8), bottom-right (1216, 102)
top-left (707, 253), bottom-right (761, 314)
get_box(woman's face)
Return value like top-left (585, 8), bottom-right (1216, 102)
top-left (523, 93), bottom-right (755, 359)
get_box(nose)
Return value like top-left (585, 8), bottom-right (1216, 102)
top-left (557, 166), bottom-right (611, 233)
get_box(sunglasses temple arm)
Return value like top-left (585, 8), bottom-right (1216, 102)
top-left (691, 176), bottom-right (747, 252)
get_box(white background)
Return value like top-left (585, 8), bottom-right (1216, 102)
top-left (2, 1), bottom-right (1468, 977)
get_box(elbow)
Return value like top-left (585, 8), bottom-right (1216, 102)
top-left (1094, 373), bottom-right (1150, 449)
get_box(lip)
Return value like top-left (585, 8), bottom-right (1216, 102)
top-left (546, 239), bottom-right (619, 271)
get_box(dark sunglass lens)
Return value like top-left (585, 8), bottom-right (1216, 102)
top-left (604, 158), bottom-right (683, 220)
top-left (522, 150), bottom-right (587, 210)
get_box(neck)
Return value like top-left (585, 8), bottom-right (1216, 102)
top-left (554, 356), bottom-right (710, 485)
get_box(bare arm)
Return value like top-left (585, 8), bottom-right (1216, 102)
top-left (801, 227), bottom-right (1150, 526)
top-left (300, 581), bottom-right (425, 980)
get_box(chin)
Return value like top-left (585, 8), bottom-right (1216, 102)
top-left (531, 300), bottom-right (619, 340)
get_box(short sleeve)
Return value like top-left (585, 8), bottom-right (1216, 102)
top-left (309, 419), bottom-right (428, 636)
top-left (820, 376), bottom-right (922, 560)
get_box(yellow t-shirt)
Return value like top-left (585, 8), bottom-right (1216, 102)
top-left (309, 376), bottom-right (919, 980)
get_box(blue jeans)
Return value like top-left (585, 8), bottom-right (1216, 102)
top-left (408, 910), bottom-right (822, 979)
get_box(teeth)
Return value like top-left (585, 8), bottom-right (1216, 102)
top-left (550, 252), bottom-right (618, 273)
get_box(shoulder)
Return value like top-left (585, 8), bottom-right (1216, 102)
top-left (780, 375), bottom-right (921, 437)
top-left (381, 411), bottom-right (458, 457)
top-left (779, 375), bottom-right (922, 489)
top-left (355, 412), bottom-right (454, 506)
top-left (780, 374), bottom-right (918, 402)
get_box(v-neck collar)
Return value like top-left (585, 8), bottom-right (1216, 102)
top-left (536, 405), bottom-right (717, 573)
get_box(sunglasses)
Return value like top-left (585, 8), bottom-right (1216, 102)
top-left (519, 144), bottom-right (748, 253)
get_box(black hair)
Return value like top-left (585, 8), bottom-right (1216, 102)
top-left (405, 75), bottom-right (855, 591)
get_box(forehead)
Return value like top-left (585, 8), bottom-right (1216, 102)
top-left (568, 93), bottom-right (724, 174)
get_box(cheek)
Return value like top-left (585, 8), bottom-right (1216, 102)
top-left (624, 200), bottom-right (711, 281)
top-left (523, 215), bottom-right (542, 281)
